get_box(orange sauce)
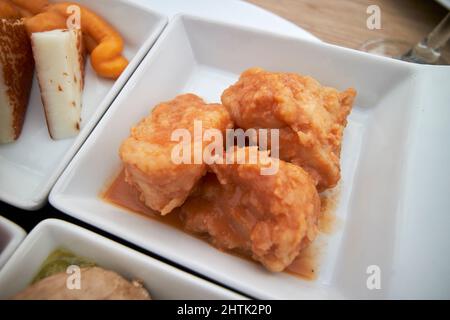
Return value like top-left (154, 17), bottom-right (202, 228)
top-left (102, 169), bottom-right (183, 229)
top-left (319, 189), bottom-right (339, 234)
top-left (101, 168), bottom-right (338, 281)
top-left (286, 245), bottom-right (318, 280)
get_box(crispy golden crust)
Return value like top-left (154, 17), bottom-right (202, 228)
top-left (221, 67), bottom-right (356, 191)
top-left (120, 94), bottom-right (233, 215)
top-left (181, 147), bottom-right (320, 272)
top-left (0, 18), bottom-right (34, 142)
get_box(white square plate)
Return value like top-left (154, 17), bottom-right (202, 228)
top-left (131, 0), bottom-right (319, 41)
top-left (0, 0), bottom-right (167, 210)
top-left (0, 215), bottom-right (26, 269)
top-left (50, 15), bottom-right (450, 299)
top-left (0, 219), bottom-right (245, 299)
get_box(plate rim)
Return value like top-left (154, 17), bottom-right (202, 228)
top-left (0, 215), bottom-right (26, 269)
top-left (0, 218), bottom-right (247, 299)
top-left (0, 0), bottom-right (169, 210)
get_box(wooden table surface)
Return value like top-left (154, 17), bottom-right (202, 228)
top-left (246, 0), bottom-right (449, 54)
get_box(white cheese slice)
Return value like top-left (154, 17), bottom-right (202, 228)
top-left (31, 29), bottom-right (85, 140)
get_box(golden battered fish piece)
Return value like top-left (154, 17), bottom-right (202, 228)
top-left (181, 147), bottom-right (320, 272)
top-left (221, 67), bottom-right (356, 191)
top-left (120, 94), bottom-right (233, 215)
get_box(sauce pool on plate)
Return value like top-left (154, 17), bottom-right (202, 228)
top-left (102, 168), bottom-right (338, 281)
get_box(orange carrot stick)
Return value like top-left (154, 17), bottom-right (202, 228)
top-left (25, 2), bottom-right (128, 79)
top-left (0, 0), bottom-right (22, 18)
top-left (9, 0), bottom-right (48, 15)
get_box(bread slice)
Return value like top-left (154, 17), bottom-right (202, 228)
top-left (0, 19), bottom-right (34, 144)
top-left (31, 29), bottom-right (85, 140)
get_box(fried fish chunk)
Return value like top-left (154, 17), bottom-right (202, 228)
top-left (221, 67), bottom-right (356, 191)
top-left (13, 267), bottom-right (151, 300)
top-left (181, 147), bottom-right (320, 272)
top-left (120, 94), bottom-right (233, 215)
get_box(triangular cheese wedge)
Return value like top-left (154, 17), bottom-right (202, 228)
top-left (31, 29), bottom-right (85, 140)
top-left (0, 19), bottom-right (34, 144)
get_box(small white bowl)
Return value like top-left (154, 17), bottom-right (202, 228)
top-left (0, 219), bottom-right (245, 299)
top-left (0, 0), bottom-right (167, 210)
top-left (0, 216), bottom-right (26, 269)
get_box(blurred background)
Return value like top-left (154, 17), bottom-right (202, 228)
top-left (246, 0), bottom-right (450, 61)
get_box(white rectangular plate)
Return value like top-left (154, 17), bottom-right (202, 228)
top-left (50, 14), bottom-right (450, 299)
top-left (0, 0), bottom-right (167, 210)
top-left (0, 215), bottom-right (26, 269)
top-left (0, 219), bottom-right (244, 299)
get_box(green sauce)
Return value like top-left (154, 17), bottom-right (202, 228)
top-left (32, 248), bottom-right (96, 284)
